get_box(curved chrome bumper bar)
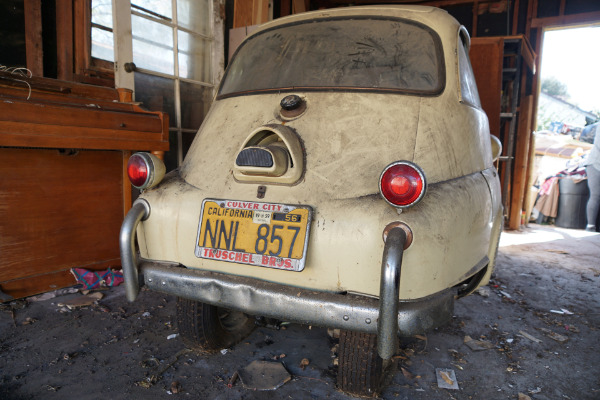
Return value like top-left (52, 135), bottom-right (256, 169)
top-left (119, 199), bottom-right (150, 302)
top-left (120, 205), bottom-right (454, 360)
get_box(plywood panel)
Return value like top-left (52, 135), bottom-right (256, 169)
top-left (0, 148), bottom-right (124, 297)
top-left (470, 37), bottom-right (504, 138)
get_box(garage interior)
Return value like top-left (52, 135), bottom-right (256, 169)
top-left (0, 0), bottom-right (599, 399)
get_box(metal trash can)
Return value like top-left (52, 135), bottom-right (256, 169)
top-left (555, 178), bottom-right (590, 229)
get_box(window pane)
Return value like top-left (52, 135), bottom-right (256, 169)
top-left (458, 42), bottom-right (481, 108)
top-left (91, 27), bottom-right (114, 61)
top-left (164, 129), bottom-right (179, 172)
top-left (132, 0), bottom-right (172, 20)
top-left (134, 72), bottom-right (176, 128)
top-left (132, 15), bottom-right (174, 74)
top-left (180, 81), bottom-right (213, 130)
top-left (220, 18), bottom-right (444, 97)
top-left (91, 0), bottom-right (113, 28)
top-left (178, 30), bottom-right (211, 82)
top-left (177, 0), bottom-right (210, 36)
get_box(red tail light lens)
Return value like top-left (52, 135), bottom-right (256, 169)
top-left (127, 152), bottom-right (166, 190)
top-left (127, 154), bottom-right (149, 188)
top-left (379, 161), bottom-right (426, 208)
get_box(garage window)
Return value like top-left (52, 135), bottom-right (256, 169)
top-left (219, 17), bottom-right (444, 98)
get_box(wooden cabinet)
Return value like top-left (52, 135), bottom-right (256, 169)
top-left (0, 72), bottom-right (168, 299)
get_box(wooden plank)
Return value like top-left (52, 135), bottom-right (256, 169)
top-left (0, 149), bottom-right (123, 284)
top-left (24, 0), bottom-right (44, 77)
top-left (470, 37), bottom-right (504, 138)
top-left (509, 95), bottom-right (533, 230)
top-left (234, 0), bottom-right (254, 28)
top-left (0, 125), bottom-right (169, 151)
top-left (56, 0), bottom-right (74, 81)
top-left (0, 99), bottom-right (163, 133)
top-left (0, 71), bottom-right (119, 101)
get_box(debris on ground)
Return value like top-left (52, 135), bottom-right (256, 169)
top-left (27, 287), bottom-right (80, 302)
top-left (57, 292), bottom-right (104, 309)
top-left (463, 335), bottom-right (495, 351)
top-left (237, 360), bottom-right (291, 390)
top-left (518, 330), bottom-right (542, 343)
top-left (475, 286), bottom-right (491, 297)
top-left (435, 368), bottom-right (459, 390)
top-left (299, 358), bottom-right (310, 370)
top-left (167, 333), bottom-right (179, 340)
top-left (168, 381), bottom-right (181, 394)
top-left (539, 328), bottom-right (569, 343)
top-left (518, 393), bottom-right (532, 400)
top-left (550, 309), bottom-right (574, 315)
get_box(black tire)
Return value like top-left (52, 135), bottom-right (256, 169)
top-left (337, 329), bottom-right (384, 397)
top-left (176, 297), bottom-right (255, 352)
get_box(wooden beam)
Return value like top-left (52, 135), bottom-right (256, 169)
top-left (509, 95), bottom-right (533, 230)
top-left (472, 0), bottom-right (479, 37)
top-left (56, 0), bottom-right (74, 81)
top-left (531, 11), bottom-right (600, 28)
top-left (280, 0), bottom-right (291, 17)
top-left (24, 0), bottom-right (44, 76)
top-left (512, 0), bottom-right (519, 35)
top-left (253, 0), bottom-right (270, 25)
top-left (73, 0), bottom-right (91, 77)
top-left (292, 0), bottom-right (307, 13)
top-left (559, 0), bottom-right (566, 16)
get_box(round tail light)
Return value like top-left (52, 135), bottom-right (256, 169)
top-left (127, 152), bottom-right (166, 190)
top-left (379, 161), bottom-right (426, 208)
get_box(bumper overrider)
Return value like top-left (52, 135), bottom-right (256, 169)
top-left (120, 199), bottom-right (455, 360)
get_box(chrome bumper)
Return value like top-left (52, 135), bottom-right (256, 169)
top-left (120, 201), bottom-right (455, 359)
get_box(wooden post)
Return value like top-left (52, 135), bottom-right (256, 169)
top-left (509, 95), bottom-right (533, 230)
top-left (56, 0), bottom-right (74, 81)
top-left (24, 0), bottom-right (44, 77)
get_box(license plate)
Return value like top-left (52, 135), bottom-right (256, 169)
top-left (195, 199), bottom-right (313, 271)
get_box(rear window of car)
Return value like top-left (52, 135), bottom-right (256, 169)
top-left (218, 17), bottom-right (445, 98)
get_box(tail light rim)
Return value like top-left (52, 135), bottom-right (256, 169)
top-left (379, 161), bottom-right (427, 208)
top-left (127, 152), bottom-right (165, 190)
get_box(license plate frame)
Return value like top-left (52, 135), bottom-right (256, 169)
top-left (194, 199), bottom-right (313, 272)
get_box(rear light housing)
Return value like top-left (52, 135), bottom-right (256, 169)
top-left (127, 152), bottom-right (166, 190)
top-left (379, 161), bottom-right (427, 208)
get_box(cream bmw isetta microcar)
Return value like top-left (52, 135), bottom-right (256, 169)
top-left (121, 5), bottom-right (502, 396)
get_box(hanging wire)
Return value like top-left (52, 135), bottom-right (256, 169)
top-left (0, 65), bottom-right (33, 100)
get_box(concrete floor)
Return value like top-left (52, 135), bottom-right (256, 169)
top-left (0, 224), bottom-right (599, 399)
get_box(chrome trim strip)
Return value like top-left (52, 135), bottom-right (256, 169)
top-left (119, 199), bottom-right (150, 301)
top-left (377, 227), bottom-right (407, 360)
top-left (137, 261), bottom-right (455, 337)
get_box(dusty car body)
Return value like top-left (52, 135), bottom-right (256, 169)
top-left (121, 5), bottom-right (502, 395)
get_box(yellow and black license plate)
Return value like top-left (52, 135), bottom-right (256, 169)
top-left (195, 199), bottom-right (313, 271)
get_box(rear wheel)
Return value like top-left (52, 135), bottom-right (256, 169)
top-left (337, 329), bottom-right (385, 397)
top-left (176, 297), bottom-right (255, 352)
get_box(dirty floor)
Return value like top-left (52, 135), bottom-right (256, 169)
top-left (1, 224), bottom-right (599, 399)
